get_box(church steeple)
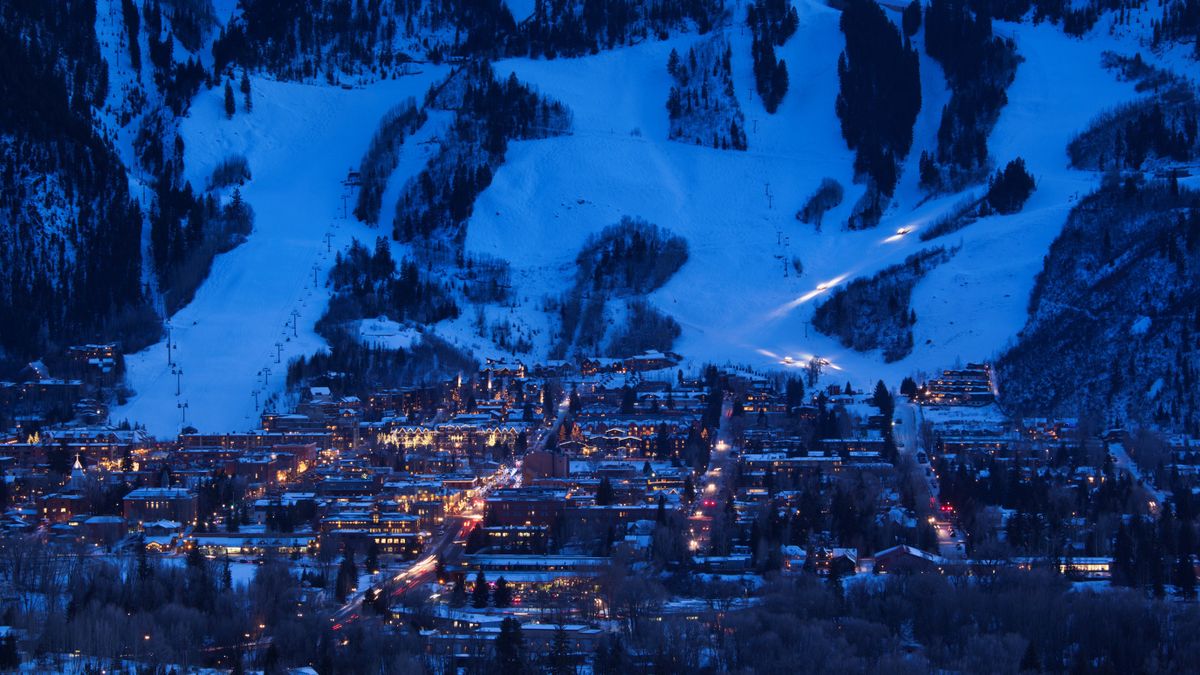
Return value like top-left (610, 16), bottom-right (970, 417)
top-left (70, 453), bottom-right (85, 491)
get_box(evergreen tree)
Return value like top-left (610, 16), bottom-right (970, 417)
top-left (985, 157), bottom-right (1036, 214)
top-left (902, 0), bottom-right (922, 37)
top-left (1176, 554), bottom-right (1196, 600)
top-left (224, 80), bottom-right (236, 118)
top-left (450, 574), bottom-right (467, 607)
top-left (1113, 522), bottom-right (1135, 586)
top-left (261, 642), bottom-right (280, 675)
top-left (596, 476), bottom-right (614, 506)
top-left (493, 575), bottom-right (513, 607)
top-left (1019, 639), bottom-right (1040, 672)
top-left (593, 634), bottom-right (628, 675)
top-left (364, 540), bottom-right (380, 573)
top-left (835, 0), bottom-right (921, 199)
top-left (335, 546), bottom-right (357, 602)
top-left (620, 386), bottom-right (636, 414)
top-left (472, 570), bottom-right (490, 608)
top-left (136, 536), bottom-right (153, 581)
top-left (240, 69), bottom-right (252, 112)
top-left (547, 624), bottom-right (573, 675)
top-left (186, 545), bottom-right (205, 569)
top-left (872, 379), bottom-right (895, 417)
top-left (495, 617), bottom-right (526, 675)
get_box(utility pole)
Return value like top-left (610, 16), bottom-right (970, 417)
top-left (274, 341), bottom-right (283, 364)
top-left (178, 401), bottom-right (189, 425)
top-left (290, 309), bottom-right (300, 337)
top-left (324, 232), bottom-right (334, 252)
top-left (172, 367), bottom-right (183, 396)
top-left (252, 389), bottom-right (260, 411)
top-left (166, 320), bottom-right (173, 366)
top-left (262, 366), bottom-right (271, 387)
top-left (312, 263), bottom-right (320, 287)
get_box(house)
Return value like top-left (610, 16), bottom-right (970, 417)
top-left (781, 545), bottom-right (807, 575)
top-left (873, 545), bottom-right (946, 574)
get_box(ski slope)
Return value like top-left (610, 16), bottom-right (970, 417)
top-left (465, 0), bottom-right (1150, 384)
top-left (109, 0), bottom-right (1183, 436)
top-left (113, 68), bottom-right (449, 437)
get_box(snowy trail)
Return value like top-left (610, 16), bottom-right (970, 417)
top-left (113, 70), bottom-right (448, 436)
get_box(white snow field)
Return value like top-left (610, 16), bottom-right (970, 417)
top-left (113, 68), bottom-right (449, 436)
top-left (467, 0), bottom-right (1147, 382)
top-left (113, 0), bottom-right (1181, 435)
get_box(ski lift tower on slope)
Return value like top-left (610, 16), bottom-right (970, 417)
top-left (340, 168), bottom-right (362, 218)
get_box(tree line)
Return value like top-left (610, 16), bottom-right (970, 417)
top-left (666, 37), bottom-right (748, 150)
top-left (746, 0), bottom-right (796, 114)
top-left (813, 247), bottom-right (955, 362)
top-left (0, 1), bottom-right (156, 364)
top-left (835, 0), bottom-right (921, 228)
top-left (998, 177), bottom-right (1200, 431)
top-left (393, 62), bottom-right (572, 246)
top-left (920, 0), bottom-right (1020, 191)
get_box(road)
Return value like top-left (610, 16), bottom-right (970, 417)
top-left (689, 396), bottom-right (736, 552)
top-left (531, 396), bottom-right (572, 453)
top-left (894, 400), bottom-right (967, 559)
top-left (329, 400), bottom-right (561, 626)
top-left (326, 459), bottom-right (516, 623)
top-left (1107, 440), bottom-right (1167, 515)
top-left (328, 386), bottom-right (566, 629)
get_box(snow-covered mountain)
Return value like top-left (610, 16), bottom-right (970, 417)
top-left (3, 0), bottom-right (1198, 436)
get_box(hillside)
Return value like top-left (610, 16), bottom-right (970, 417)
top-left (998, 178), bottom-right (1200, 429)
top-left (1, 0), bottom-right (1196, 435)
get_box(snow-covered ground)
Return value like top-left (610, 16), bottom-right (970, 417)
top-left (504, 0), bottom-right (538, 22)
top-left (467, 1), bottom-right (1150, 385)
top-left (358, 316), bottom-right (424, 351)
top-left (111, 0), bottom-right (1188, 436)
top-left (113, 68), bottom-right (449, 436)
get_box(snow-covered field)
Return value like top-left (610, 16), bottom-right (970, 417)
top-left (113, 69), bottom-right (449, 436)
top-left (467, 1), bottom-right (1145, 385)
top-left (113, 0), bottom-right (1186, 436)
